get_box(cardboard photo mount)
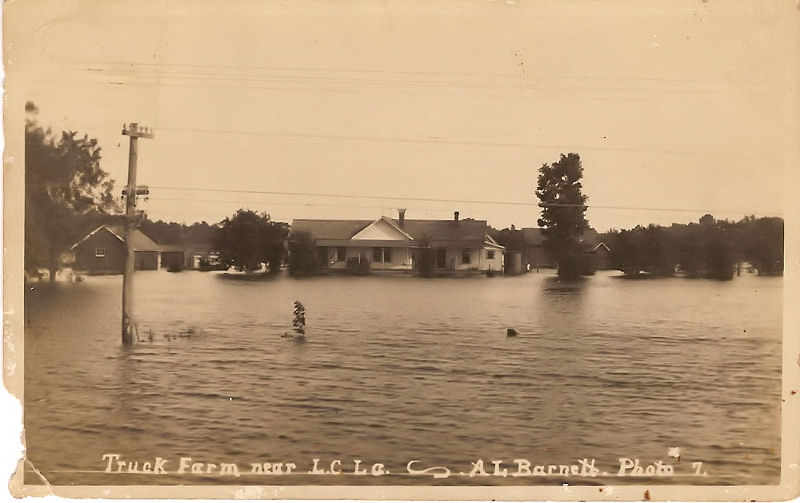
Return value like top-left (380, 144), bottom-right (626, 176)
top-left (3, 0), bottom-right (800, 500)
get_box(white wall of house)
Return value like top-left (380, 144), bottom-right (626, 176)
top-left (319, 242), bottom-right (502, 273)
top-left (432, 246), bottom-right (504, 272)
top-left (482, 247), bottom-right (504, 272)
top-left (434, 248), bottom-right (479, 271)
top-left (320, 245), bottom-right (414, 270)
top-left (369, 247), bottom-right (413, 270)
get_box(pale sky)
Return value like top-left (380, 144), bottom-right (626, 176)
top-left (6, 0), bottom-right (799, 232)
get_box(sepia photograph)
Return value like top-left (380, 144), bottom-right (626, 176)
top-left (3, 0), bottom-right (799, 500)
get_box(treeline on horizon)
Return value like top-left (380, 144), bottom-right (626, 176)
top-left (490, 214), bottom-right (783, 279)
top-left (138, 220), bottom-right (219, 246)
top-left (600, 214), bottom-right (783, 279)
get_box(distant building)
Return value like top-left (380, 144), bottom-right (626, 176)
top-left (159, 244), bottom-right (187, 270)
top-left (520, 228), bottom-right (555, 269)
top-left (68, 225), bottom-right (162, 274)
top-left (519, 227), bottom-right (611, 271)
top-left (184, 243), bottom-right (224, 270)
top-left (291, 210), bottom-right (505, 274)
top-left (589, 242), bottom-right (614, 270)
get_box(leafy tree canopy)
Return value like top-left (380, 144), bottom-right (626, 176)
top-left (535, 153), bottom-right (589, 279)
top-left (214, 209), bottom-right (289, 274)
top-left (139, 218), bottom-right (219, 246)
top-left (25, 102), bottom-right (120, 278)
top-left (600, 215), bottom-right (783, 278)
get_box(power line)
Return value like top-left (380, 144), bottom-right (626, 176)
top-left (63, 60), bottom-right (769, 87)
top-left (78, 67), bottom-right (729, 97)
top-left (145, 185), bottom-right (783, 216)
top-left (63, 75), bottom-right (716, 108)
top-left (146, 196), bottom-right (408, 211)
top-left (143, 196), bottom-right (540, 217)
top-left (148, 126), bottom-right (748, 158)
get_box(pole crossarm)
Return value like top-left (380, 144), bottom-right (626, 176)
top-left (122, 185), bottom-right (150, 196)
top-left (122, 123), bottom-right (155, 139)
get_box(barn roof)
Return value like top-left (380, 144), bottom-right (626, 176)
top-left (69, 225), bottom-right (162, 252)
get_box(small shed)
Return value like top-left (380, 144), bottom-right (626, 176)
top-left (591, 242), bottom-right (614, 270)
top-left (69, 225), bottom-right (162, 274)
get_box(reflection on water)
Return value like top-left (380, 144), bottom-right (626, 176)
top-left (23, 270), bottom-right (781, 485)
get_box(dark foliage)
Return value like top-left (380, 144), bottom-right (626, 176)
top-left (601, 215), bottom-right (783, 279)
top-left (287, 231), bottom-right (320, 275)
top-left (292, 301), bottom-right (306, 336)
top-left (412, 237), bottom-right (436, 277)
top-left (491, 225), bottom-right (525, 251)
top-left (740, 216), bottom-right (783, 275)
top-left (214, 209), bottom-right (289, 274)
top-left (139, 219), bottom-right (218, 246)
top-left (346, 254), bottom-right (371, 275)
top-left (25, 102), bottom-right (120, 279)
top-left (535, 153), bottom-right (590, 279)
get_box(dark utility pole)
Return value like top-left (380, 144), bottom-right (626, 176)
top-left (121, 123), bottom-right (153, 345)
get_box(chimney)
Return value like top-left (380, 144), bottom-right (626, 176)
top-left (454, 211), bottom-right (460, 222)
top-left (398, 208), bottom-right (406, 228)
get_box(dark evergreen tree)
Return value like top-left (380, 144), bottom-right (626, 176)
top-left (535, 153), bottom-right (589, 280)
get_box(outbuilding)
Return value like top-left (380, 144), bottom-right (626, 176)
top-left (69, 225), bottom-right (162, 274)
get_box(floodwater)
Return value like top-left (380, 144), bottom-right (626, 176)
top-left (23, 270), bottom-right (782, 486)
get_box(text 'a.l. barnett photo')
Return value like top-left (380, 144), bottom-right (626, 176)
top-left (3, 0), bottom-right (800, 501)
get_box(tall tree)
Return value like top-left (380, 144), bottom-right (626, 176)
top-left (25, 102), bottom-right (119, 280)
top-left (214, 209), bottom-right (289, 274)
top-left (535, 153), bottom-right (589, 280)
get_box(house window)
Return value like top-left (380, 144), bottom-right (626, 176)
top-left (318, 247), bottom-right (328, 265)
top-left (95, 247), bottom-right (106, 257)
top-left (373, 247), bottom-right (382, 262)
top-left (487, 250), bottom-right (495, 260)
top-left (462, 249), bottom-right (471, 264)
top-left (336, 247), bottom-right (346, 262)
top-left (383, 248), bottom-right (392, 263)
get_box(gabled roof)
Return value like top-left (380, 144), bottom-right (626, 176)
top-left (68, 225), bottom-right (125, 250)
top-left (484, 234), bottom-right (505, 250)
top-left (592, 242), bottom-right (612, 253)
top-left (352, 216), bottom-right (415, 241)
top-left (291, 217), bottom-right (501, 248)
top-left (69, 225), bottom-right (162, 252)
top-left (393, 218), bottom-right (489, 244)
top-left (291, 219), bottom-right (372, 240)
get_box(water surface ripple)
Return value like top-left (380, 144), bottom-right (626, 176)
top-left (23, 270), bottom-right (781, 485)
